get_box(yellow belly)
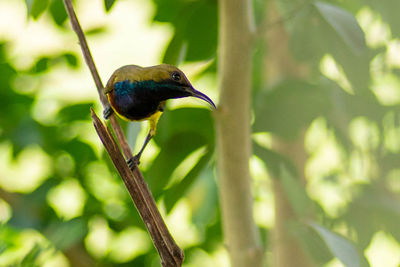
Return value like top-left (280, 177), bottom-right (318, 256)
top-left (148, 111), bottom-right (162, 135)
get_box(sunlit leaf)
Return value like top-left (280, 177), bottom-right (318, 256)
top-left (146, 107), bottom-right (215, 197)
top-left (365, 0), bottom-right (400, 38)
top-left (25, 0), bottom-right (49, 19)
top-left (0, 226), bottom-right (19, 254)
top-left (145, 132), bottom-right (207, 197)
top-left (308, 221), bottom-right (360, 267)
top-left (343, 184), bottom-right (400, 249)
top-left (20, 243), bottom-right (44, 267)
top-left (163, 151), bottom-right (213, 212)
top-left (190, 167), bottom-right (218, 229)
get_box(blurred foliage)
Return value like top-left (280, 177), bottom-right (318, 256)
top-left (153, 0), bottom-right (218, 64)
top-left (0, 0), bottom-right (400, 266)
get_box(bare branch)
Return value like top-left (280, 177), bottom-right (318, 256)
top-left (62, 1), bottom-right (184, 266)
top-left (91, 110), bottom-right (183, 266)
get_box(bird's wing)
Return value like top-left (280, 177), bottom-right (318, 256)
top-left (104, 65), bottom-right (142, 94)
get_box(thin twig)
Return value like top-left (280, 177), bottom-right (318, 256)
top-left (62, 1), bottom-right (184, 266)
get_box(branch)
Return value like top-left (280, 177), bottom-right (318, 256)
top-left (91, 110), bottom-right (183, 266)
top-left (62, 1), bottom-right (183, 266)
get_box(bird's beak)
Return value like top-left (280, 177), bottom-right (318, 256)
top-left (186, 87), bottom-right (216, 109)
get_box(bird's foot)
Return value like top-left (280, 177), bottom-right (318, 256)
top-left (126, 155), bottom-right (140, 170)
top-left (103, 105), bottom-right (113, 120)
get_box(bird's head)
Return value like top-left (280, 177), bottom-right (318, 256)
top-left (146, 64), bottom-right (216, 109)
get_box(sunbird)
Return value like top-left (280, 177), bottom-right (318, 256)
top-left (103, 64), bottom-right (216, 169)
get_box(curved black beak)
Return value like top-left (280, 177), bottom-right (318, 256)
top-left (187, 87), bottom-right (216, 109)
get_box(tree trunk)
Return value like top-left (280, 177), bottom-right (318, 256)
top-left (215, 0), bottom-right (264, 266)
top-left (264, 1), bottom-right (314, 266)
top-left (271, 134), bottom-right (313, 267)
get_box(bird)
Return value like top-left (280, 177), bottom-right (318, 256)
top-left (103, 64), bottom-right (216, 169)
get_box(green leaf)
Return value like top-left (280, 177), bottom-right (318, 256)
top-left (0, 225), bottom-right (20, 254)
top-left (152, 0), bottom-right (183, 23)
top-left (38, 125), bottom-right (64, 155)
top-left (146, 107), bottom-right (214, 200)
top-left (127, 122), bottom-right (141, 149)
top-left (308, 221), bottom-right (360, 267)
top-left (62, 139), bottom-right (97, 170)
top-left (84, 26), bottom-right (108, 36)
top-left (20, 243), bottom-right (46, 267)
top-left (343, 184), bottom-right (400, 250)
top-left (104, 0), bottom-right (117, 12)
top-left (26, 0), bottom-right (50, 19)
top-left (279, 1), bottom-right (369, 92)
top-left (183, 2), bottom-right (217, 61)
top-left (145, 132), bottom-right (208, 197)
top-left (253, 142), bottom-right (297, 178)
top-left (190, 166), bottom-right (218, 228)
top-left (289, 222), bottom-right (333, 265)
top-left (62, 53), bottom-right (78, 68)
top-left (44, 219), bottom-right (88, 250)
top-left (163, 150), bottom-right (213, 212)
top-left (253, 79), bottom-right (329, 139)
top-left (200, 211), bottom-right (223, 251)
top-left (10, 118), bottom-right (42, 156)
top-left (253, 0), bottom-right (268, 27)
top-left (279, 166), bottom-right (314, 217)
top-left (320, 78), bottom-right (385, 136)
top-left (34, 57), bottom-right (50, 73)
top-left (162, 34), bottom-right (186, 65)
top-left (57, 103), bottom-right (93, 122)
top-left (314, 1), bottom-right (366, 55)
top-left (49, 0), bottom-right (67, 26)
top-left (155, 0), bottom-right (217, 62)
top-left (24, 0), bottom-right (34, 15)
top-left (155, 108), bottom-right (215, 146)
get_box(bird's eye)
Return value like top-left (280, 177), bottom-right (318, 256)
top-left (171, 72), bottom-right (181, 81)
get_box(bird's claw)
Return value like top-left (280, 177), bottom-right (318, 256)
top-left (103, 105), bottom-right (113, 120)
top-left (126, 155), bottom-right (140, 170)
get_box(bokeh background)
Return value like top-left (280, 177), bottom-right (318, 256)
top-left (1, 0), bottom-right (400, 266)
